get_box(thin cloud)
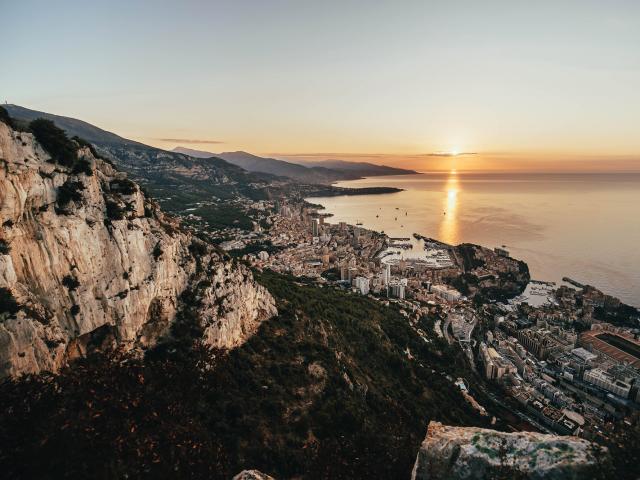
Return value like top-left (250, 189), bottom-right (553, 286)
top-left (426, 152), bottom-right (477, 157)
top-left (156, 138), bottom-right (225, 144)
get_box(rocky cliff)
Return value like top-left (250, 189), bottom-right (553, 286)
top-left (0, 116), bottom-right (276, 378)
top-left (412, 422), bottom-right (609, 480)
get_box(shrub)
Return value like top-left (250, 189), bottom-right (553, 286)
top-left (0, 239), bottom-right (10, 255)
top-left (105, 200), bottom-right (126, 220)
top-left (29, 119), bottom-right (78, 167)
top-left (189, 239), bottom-right (209, 257)
top-left (153, 242), bottom-right (163, 260)
top-left (57, 180), bottom-right (85, 207)
top-left (70, 304), bottom-right (80, 316)
top-left (110, 178), bottom-right (137, 195)
top-left (0, 288), bottom-right (19, 316)
top-left (62, 275), bottom-right (80, 291)
top-left (72, 158), bottom-right (93, 176)
top-left (0, 106), bottom-right (14, 128)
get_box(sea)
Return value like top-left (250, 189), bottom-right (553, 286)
top-left (308, 172), bottom-right (640, 307)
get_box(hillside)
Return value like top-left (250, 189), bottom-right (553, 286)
top-left (0, 108), bottom-right (275, 377)
top-left (294, 158), bottom-right (418, 177)
top-left (173, 147), bottom-right (417, 183)
top-left (5, 106), bottom-right (405, 231)
top-left (0, 270), bottom-right (495, 478)
top-left (4, 105), bottom-right (282, 227)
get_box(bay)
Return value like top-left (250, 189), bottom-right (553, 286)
top-left (309, 172), bottom-right (640, 307)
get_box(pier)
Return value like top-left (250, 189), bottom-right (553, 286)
top-left (562, 277), bottom-right (584, 289)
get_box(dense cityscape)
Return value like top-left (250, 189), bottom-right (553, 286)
top-left (208, 196), bottom-right (640, 447)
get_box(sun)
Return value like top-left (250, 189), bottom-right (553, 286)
top-left (450, 149), bottom-right (460, 156)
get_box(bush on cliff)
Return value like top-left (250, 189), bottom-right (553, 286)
top-left (29, 118), bottom-right (78, 168)
top-left (62, 275), bottom-right (80, 291)
top-left (0, 106), bottom-right (14, 128)
top-left (0, 288), bottom-right (20, 317)
top-left (57, 180), bottom-right (85, 208)
top-left (0, 239), bottom-right (10, 255)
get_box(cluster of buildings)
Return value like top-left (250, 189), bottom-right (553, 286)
top-left (478, 299), bottom-right (640, 436)
top-left (189, 193), bottom-right (640, 443)
top-left (246, 200), bottom-right (469, 305)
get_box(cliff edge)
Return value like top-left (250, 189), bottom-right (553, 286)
top-left (0, 113), bottom-right (276, 377)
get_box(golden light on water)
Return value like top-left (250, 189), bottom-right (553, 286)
top-left (438, 169), bottom-right (460, 245)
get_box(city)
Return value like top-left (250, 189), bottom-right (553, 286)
top-left (216, 196), bottom-right (640, 447)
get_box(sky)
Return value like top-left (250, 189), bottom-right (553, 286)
top-left (3, 0), bottom-right (640, 171)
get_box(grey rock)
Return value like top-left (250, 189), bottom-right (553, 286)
top-left (412, 421), bottom-right (609, 480)
top-left (233, 470), bottom-right (275, 480)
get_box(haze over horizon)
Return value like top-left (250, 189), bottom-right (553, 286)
top-left (4, 0), bottom-right (640, 172)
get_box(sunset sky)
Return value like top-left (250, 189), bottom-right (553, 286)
top-left (4, 0), bottom-right (640, 171)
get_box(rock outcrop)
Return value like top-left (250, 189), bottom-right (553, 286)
top-left (233, 470), bottom-right (276, 480)
top-left (412, 422), bottom-right (608, 480)
top-left (0, 118), bottom-right (276, 378)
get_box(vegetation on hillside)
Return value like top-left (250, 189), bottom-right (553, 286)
top-left (0, 106), bottom-right (14, 128)
top-left (29, 118), bottom-right (79, 167)
top-left (0, 271), bottom-right (493, 479)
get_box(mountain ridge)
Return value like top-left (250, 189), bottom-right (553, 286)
top-left (172, 146), bottom-right (417, 183)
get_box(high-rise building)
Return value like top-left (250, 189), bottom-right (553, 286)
top-left (340, 264), bottom-right (349, 282)
top-left (382, 263), bottom-right (391, 285)
top-left (388, 279), bottom-right (406, 299)
top-left (354, 276), bottom-right (370, 295)
top-left (311, 218), bottom-right (319, 237)
top-left (348, 267), bottom-right (358, 283)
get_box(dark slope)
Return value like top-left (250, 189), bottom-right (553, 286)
top-left (217, 150), bottom-right (359, 183)
top-left (0, 271), bottom-right (496, 479)
top-left (4, 104), bottom-right (144, 147)
top-left (296, 158), bottom-right (418, 176)
top-left (174, 147), bottom-right (361, 184)
top-left (174, 147), bottom-right (417, 183)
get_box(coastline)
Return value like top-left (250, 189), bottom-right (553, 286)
top-left (306, 172), bottom-right (640, 308)
top-left (304, 185), bottom-right (403, 197)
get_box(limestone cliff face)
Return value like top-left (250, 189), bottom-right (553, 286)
top-left (0, 121), bottom-right (276, 378)
top-left (412, 422), bottom-right (608, 480)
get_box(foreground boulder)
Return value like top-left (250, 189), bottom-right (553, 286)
top-left (233, 470), bottom-right (275, 480)
top-left (412, 422), bottom-right (609, 480)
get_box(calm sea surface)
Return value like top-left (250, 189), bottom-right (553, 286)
top-left (309, 172), bottom-right (640, 307)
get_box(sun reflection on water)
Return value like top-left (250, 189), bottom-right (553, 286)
top-left (438, 170), bottom-right (459, 245)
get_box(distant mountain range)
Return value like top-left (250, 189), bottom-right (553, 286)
top-left (290, 158), bottom-right (417, 177)
top-left (4, 105), bottom-right (407, 226)
top-left (5, 105), bottom-right (415, 188)
top-left (4, 104), bottom-right (278, 218)
top-left (173, 147), bottom-right (416, 183)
